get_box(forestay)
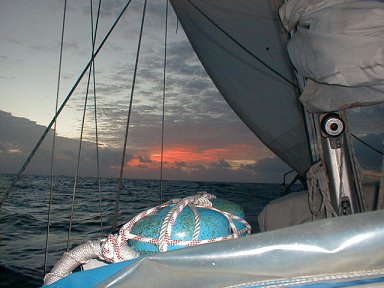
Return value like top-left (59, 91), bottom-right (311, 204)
top-left (280, 0), bottom-right (384, 112)
top-left (169, 0), bottom-right (312, 177)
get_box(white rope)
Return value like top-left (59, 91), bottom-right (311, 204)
top-left (158, 192), bottom-right (216, 251)
top-left (44, 240), bottom-right (102, 285)
top-left (100, 234), bottom-right (140, 263)
top-left (44, 236), bottom-right (140, 285)
top-left (189, 204), bottom-right (200, 241)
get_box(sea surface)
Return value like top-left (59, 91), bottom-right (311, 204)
top-left (0, 174), bottom-right (286, 287)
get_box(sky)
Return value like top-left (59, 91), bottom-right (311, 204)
top-left (0, 0), bottom-right (383, 184)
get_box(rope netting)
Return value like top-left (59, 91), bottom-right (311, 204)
top-left (117, 192), bottom-right (251, 254)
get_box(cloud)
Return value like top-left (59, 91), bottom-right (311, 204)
top-left (348, 104), bottom-right (384, 136)
top-left (60, 31), bottom-right (258, 159)
top-left (0, 110), bottom-right (124, 177)
top-left (0, 110), bottom-right (285, 182)
top-left (346, 104), bottom-right (384, 181)
top-left (353, 132), bottom-right (384, 171)
top-left (208, 159), bottom-right (231, 169)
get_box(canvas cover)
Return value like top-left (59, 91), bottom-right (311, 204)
top-left (95, 210), bottom-right (384, 287)
top-left (258, 182), bottom-right (381, 232)
top-left (280, 0), bottom-right (384, 112)
top-left (258, 191), bottom-right (325, 232)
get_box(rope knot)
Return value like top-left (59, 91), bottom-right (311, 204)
top-left (100, 234), bottom-right (139, 263)
top-left (164, 192), bottom-right (215, 207)
top-left (190, 191), bottom-right (216, 207)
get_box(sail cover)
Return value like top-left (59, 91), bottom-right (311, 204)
top-left (169, 0), bottom-right (312, 177)
top-left (93, 210), bottom-right (384, 287)
top-left (280, 0), bottom-right (384, 112)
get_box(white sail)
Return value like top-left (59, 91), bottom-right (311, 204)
top-left (169, 0), bottom-right (312, 177)
top-left (280, 0), bottom-right (384, 112)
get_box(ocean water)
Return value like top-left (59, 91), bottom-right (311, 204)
top-left (0, 174), bottom-right (285, 287)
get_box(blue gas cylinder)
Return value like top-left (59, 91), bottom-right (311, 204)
top-left (128, 204), bottom-right (230, 254)
top-left (211, 198), bottom-right (247, 236)
top-left (128, 198), bottom-right (248, 255)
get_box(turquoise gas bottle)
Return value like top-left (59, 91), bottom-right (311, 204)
top-left (126, 193), bottom-right (251, 254)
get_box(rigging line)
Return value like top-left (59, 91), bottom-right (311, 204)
top-left (344, 120), bottom-right (366, 213)
top-left (378, 153), bottom-right (384, 210)
top-left (0, 0), bottom-right (134, 209)
top-left (67, 44), bottom-right (93, 252)
top-left (336, 135), bottom-right (345, 206)
top-left (310, 113), bottom-right (321, 162)
top-left (159, 0), bottom-right (169, 204)
top-left (186, 0), bottom-right (298, 88)
top-left (292, 72), bottom-right (315, 168)
top-left (113, 0), bottom-right (148, 232)
top-left (351, 133), bottom-right (383, 156)
top-left (67, 0), bottom-right (104, 251)
top-left (90, 0), bottom-right (104, 237)
top-left (44, 0), bottom-right (67, 275)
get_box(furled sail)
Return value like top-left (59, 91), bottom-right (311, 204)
top-left (169, 0), bottom-right (312, 177)
top-left (280, 0), bottom-right (384, 112)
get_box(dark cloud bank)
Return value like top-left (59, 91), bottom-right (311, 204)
top-left (0, 110), bottom-right (293, 183)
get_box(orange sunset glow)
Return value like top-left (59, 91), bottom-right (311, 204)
top-left (124, 144), bottom-right (260, 170)
top-left (152, 144), bottom-right (256, 163)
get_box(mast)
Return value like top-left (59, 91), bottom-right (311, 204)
top-left (316, 112), bottom-right (364, 214)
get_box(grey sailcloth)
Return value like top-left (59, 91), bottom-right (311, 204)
top-left (170, 0), bottom-right (312, 177)
top-left (279, 0), bottom-right (384, 112)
